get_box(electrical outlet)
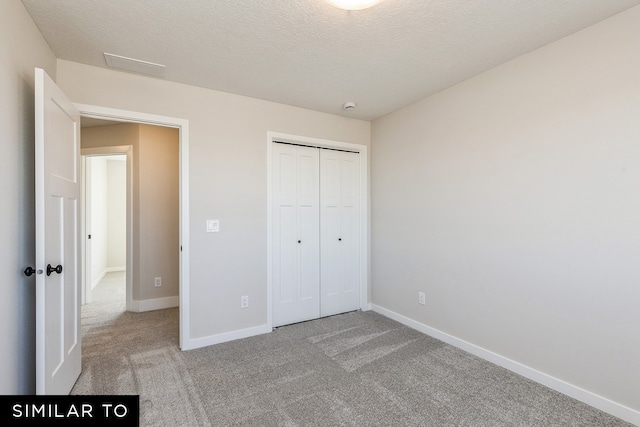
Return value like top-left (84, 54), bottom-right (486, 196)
top-left (154, 277), bottom-right (162, 287)
top-left (240, 295), bottom-right (249, 309)
top-left (418, 292), bottom-right (426, 305)
top-left (206, 219), bottom-right (220, 233)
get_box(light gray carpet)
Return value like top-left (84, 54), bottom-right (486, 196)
top-left (73, 275), bottom-right (630, 426)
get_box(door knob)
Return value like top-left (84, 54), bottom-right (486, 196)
top-left (338, 238), bottom-right (342, 241)
top-left (24, 267), bottom-right (36, 277)
top-left (46, 264), bottom-right (63, 276)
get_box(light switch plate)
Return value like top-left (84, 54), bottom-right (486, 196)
top-left (206, 219), bottom-right (220, 233)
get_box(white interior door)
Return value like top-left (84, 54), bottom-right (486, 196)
top-left (35, 68), bottom-right (82, 394)
top-left (272, 143), bottom-right (320, 327)
top-left (320, 149), bottom-right (360, 317)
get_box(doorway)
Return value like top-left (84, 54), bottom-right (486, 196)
top-left (75, 104), bottom-right (190, 350)
top-left (80, 119), bottom-right (180, 314)
top-left (83, 153), bottom-right (127, 312)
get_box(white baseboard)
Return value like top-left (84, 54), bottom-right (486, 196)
top-left (91, 267), bottom-right (125, 290)
top-left (181, 324), bottom-right (271, 351)
top-left (91, 270), bottom-right (107, 290)
top-left (130, 296), bottom-right (179, 313)
top-left (371, 304), bottom-right (640, 426)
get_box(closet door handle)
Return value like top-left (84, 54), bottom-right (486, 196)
top-left (298, 240), bottom-right (301, 244)
top-left (338, 238), bottom-right (342, 241)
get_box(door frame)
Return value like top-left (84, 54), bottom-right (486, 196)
top-left (266, 131), bottom-right (370, 330)
top-left (80, 147), bottom-right (132, 309)
top-left (75, 104), bottom-right (190, 350)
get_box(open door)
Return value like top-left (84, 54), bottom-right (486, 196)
top-left (35, 68), bottom-right (82, 394)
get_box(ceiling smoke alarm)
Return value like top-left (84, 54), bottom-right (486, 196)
top-left (343, 102), bottom-right (356, 111)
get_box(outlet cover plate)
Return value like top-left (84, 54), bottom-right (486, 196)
top-left (206, 219), bottom-right (220, 233)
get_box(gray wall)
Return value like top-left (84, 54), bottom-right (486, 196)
top-left (0, 0), bottom-right (57, 394)
top-left (138, 125), bottom-right (180, 301)
top-left (371, 6), bottom-right (640, 413)
top-left (59, 63), bottom-right (371, 341)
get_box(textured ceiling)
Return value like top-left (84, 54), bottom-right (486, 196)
top-left (22, 0), bottom-right (640, 120)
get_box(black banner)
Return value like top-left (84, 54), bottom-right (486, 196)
top-left (0, 396), bottom-right (139, 426)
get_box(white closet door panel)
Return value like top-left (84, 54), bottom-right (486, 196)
top-left (340, 152), bottom-right (360, 299)
top-left (276, 206), bottom-right (296, 303)
top-left (323, 157), bottom-right (340, 201)
top-left (321, 205), bottom-right (340, 298)
top-left (321, 155), bottom-right (341, 299)
top-left (341, 156), bottom-right (359, 206)
top-left (299, 152), bottom-right (318, 203)
top-left (273, 146), bottom-right (296, 308)
top-left (341, 204), bottom-right (359, 295)
top-left (297, 146), bottom-right (320, 306)
top-left (272, 143), bottom-right (320, 327)
top-left (320, 150), bottom-right (360, 317)
top-left (298, 205), bottom-right (319, 302)
top-left (277, 149), bottom-right (295, 198)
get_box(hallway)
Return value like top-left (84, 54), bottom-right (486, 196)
top-left (82, 271), bottom-right (126, 326)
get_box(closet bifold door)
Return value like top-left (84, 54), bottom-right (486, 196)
top-left (272, 143), bottom-right (320, 327)
top-left (320, 149), bottom-right (360, 317)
